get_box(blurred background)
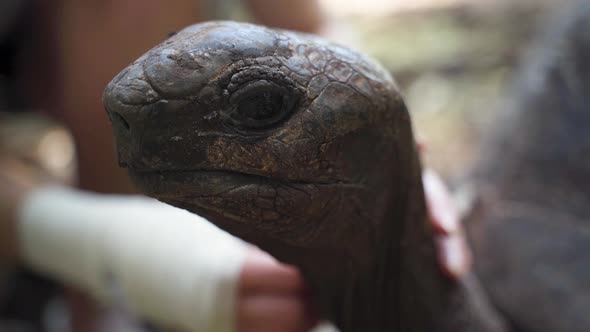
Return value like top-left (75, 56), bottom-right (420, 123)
top-left (0, 0), bottom-right (572, 330)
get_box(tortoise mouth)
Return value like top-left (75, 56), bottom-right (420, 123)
top-left (128, 167), bottom-right (358, 198)
top-left (128, 167), bottom-right (363, 213)
top-left (127, 168), bottom-right (368, 248)
top-left (127, 168), bottom-right (285, 199)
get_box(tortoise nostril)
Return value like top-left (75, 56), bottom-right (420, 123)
top-left (105, 104), bottom-right (135, 167)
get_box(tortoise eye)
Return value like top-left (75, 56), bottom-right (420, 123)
top-left (228, 80), bottom-right (298, 130)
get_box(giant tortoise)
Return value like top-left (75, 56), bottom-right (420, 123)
top-left (103, 3), bottom-right (590, 331)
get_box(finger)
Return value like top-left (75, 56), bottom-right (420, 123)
top-left (422, 168), bottom-right (473, 279)
top-left (239, 248), bottom-right (306, 294)
top-left (416, 140), bottom-right (426, 154)
top-left (237, 294), bottom-right (316, 332)
top-left (422, 168), bottom-right (459, 235)
top-left (435, 232), bottom-right (472, 280)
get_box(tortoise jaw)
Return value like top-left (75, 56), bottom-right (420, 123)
top-left (127, 168), bottom-right (271, 199)
top-left (128, 167), bottom-right (359, 197)
top-left (127, 167), bottom-right (369, 249)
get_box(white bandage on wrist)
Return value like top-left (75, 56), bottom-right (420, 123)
top-left (17, 186), bottom-right (247, 332)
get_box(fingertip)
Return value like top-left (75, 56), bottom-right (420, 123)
top-left (237, 294), bottom-right (316, 332)
top-left (422, 168), bottom-right (460, 235)
top-left (436, 233), bottom-right (472, 280)
top-left (417, 141), bottom-right (426, 153)
top-left (240, 249), bottom-right (306, 294)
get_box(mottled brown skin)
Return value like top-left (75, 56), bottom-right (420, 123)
top-left (103, 22), bottom-right (505, 331)
top-left (466, 2), bottom-right (590, 331)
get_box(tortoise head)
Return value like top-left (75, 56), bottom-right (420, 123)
top-left (103, 21), bottom-right (419, 268)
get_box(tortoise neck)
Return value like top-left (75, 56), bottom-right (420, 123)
top-left (368, 156), bottom-right (506, 332)
top-left (377, 163), bottom-right (451, 331)
top-left (325, 149), bottom-right (453, 331)
top-left (353, 148), bottom-right (505, 332)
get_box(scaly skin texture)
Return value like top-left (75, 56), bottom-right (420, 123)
top-left (103, 22), bottom-right (504, 331)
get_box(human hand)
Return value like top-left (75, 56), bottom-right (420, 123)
top-left (423, 168), bottom-right (472, 280)
top-left (416, 138), bottom-right (472, 280)
top-left (237, 247), bottom-right (317, 332)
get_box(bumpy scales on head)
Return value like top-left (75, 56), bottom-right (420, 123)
top-left (103, 22), bottom-right (503, 332)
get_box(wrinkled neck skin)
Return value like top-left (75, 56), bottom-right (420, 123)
top-left (162, 132), bottom-right (503, 332)
top-left (161, 151), bottom-right (442, 332)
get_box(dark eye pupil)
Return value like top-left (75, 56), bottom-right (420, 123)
top-left (238, 91), bottom-right (283, 120)
top-left (227, 79), bottom-right (299, 130)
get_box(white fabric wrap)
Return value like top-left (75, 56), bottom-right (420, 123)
top-left (17, 186), bottom-right (247, 332)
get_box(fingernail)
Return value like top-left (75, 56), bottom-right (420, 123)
top-left (438, 208), bottom-right (459, 235)
top-left (437, 234), bottom-right (472, 280)
top-left (423, 169), bottom-right (459, 235)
